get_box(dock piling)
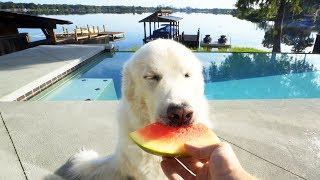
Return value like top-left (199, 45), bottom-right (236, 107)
top-left (65, 28), bottom-right (69, 37)
top-left (75, 29), bottom-right (78, 42)
top-left (53, 31), bottom-right (57, 44)
top-left (87, 25), bottom-right (91, 38)
top-left (27, 33), bottom-right (31, 43)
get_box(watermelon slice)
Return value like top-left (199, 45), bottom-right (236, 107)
top-left (129, 122), bottom-right (220, 157)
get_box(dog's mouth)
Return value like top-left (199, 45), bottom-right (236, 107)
top-left (156, 116), bottom-right (195, 127)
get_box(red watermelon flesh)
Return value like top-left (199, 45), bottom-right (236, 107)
top-left (129, 122), bottom-right (220, 157)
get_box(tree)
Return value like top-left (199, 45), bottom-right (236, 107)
top-left (236, 0), bottom-right (302, 53)
top-left (261, 25), bottom-right (314, 53)
top-left (282, 27), bottom-right (314, 52)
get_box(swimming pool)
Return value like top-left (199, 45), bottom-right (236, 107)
top-left (31, 52), bottom-right (320, 101)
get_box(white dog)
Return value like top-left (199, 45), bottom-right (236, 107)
top-left (60, 39), bottom-right (211, 180)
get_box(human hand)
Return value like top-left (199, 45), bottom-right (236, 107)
top-left (161, 142), bottom-right (255, 180)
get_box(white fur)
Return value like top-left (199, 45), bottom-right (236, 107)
top-left (63, 39), bottom-right (211, 180)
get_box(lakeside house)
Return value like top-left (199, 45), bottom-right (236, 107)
top-left (0, 10), bottom-right (72, 55)
top-left (0, 11), bottom-right (124, 56)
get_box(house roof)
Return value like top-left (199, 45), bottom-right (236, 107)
top-left (139, 9), bottom-right (182, 23)
top-left (0, 11), bottom-right (72, 29)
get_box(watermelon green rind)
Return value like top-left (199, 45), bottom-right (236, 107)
top-left (129, 132), bottom-right (188, 157)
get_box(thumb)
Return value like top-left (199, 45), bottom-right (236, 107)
top-left (207, 142), bottom-right (244, 177)
top-left (184, 143), bottom-right (220, 159)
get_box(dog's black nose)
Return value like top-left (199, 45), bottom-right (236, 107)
top-left (167, 103), bottom-right (193, 126)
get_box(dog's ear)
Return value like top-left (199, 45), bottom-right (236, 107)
top-left (121, 62), bottom-right (150, 123)
top-left (121, 63), bottom-right (135, 102)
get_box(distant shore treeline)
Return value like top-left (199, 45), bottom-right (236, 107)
top-left (0, 2), bottom-right (234, 15)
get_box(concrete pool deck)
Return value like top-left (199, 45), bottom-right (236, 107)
top-left (0, 100), bottom-right (319, 180)
top-left (0, 44), bottom-right (112, 101)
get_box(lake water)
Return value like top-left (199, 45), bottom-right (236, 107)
top-left (19, 13), bottom-right (317, 52)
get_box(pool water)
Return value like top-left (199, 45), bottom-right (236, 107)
top-left (205, 71), bottom-right (320, 99)
top-left (42, 78), bottom-right (118, 101)
top-left (31, 52), bottom-right (320, 101)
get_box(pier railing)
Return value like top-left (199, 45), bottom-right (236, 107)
top-left (56, 25), bottom-right (125, 44)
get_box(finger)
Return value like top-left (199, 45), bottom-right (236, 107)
top-left (171, 174), bottom-right (184, 180)
top-left (161, 158), bottom-right (196, 180)
top-left (208, 142), bottom-right (243, 177)
top-left (195, 162), bottom-right (210, 180)
top-left (184, 143), bottom-right (221, 159)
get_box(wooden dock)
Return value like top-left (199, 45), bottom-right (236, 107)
top-left (55, 25), bottom-right (125, 45)
top-left (180, 29), bottom-right (200, 48)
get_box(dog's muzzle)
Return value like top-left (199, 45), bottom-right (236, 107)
top-left (166, 103), bottom-right (194, 126)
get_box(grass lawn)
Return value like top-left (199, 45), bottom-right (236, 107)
top-left (123, 45), bottom-right (268, 53)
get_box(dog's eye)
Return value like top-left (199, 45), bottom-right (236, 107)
top-left (184, 73), bottom-right (190, 78)
top-left (143, 74), bottom-right (161, 81)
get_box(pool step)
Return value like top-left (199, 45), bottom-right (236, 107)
top-left (44, 78), bottom-right (117, 101)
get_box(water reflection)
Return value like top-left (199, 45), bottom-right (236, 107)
top-left (203, 53), bottom-right (316, 82)
top-left (203, 53), bottom-right (320, 99)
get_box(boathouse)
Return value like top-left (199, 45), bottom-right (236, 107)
top-left (0, 11), bottom-right (72, 55)
top-left (139, 9), bottom-right (200, 48)
top-left (139, 9), bottom-right (182, 43)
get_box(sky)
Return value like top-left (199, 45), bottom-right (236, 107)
top-left (5, 0), bottom-right (237, 9)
